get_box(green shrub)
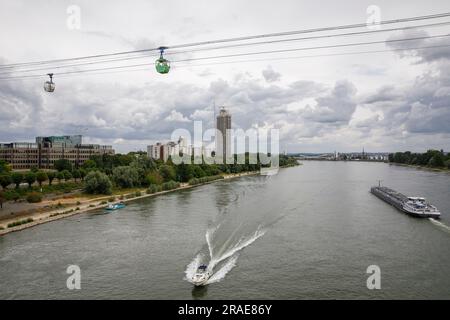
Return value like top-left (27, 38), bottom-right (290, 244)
top-left (100, 200), bottom-right (107, 205)
top-left (26, 192), bottom-right (43, 203)
top-left (161, 180), bottom-right (180, 191)
top-left (135, 191), bottom-right (142, 197)
top-left (4, 190), bottom-right (20, 202)
top-left (108, 197), bottom-right (116, 202)
top-left (7, 218), bottom-right (33, 228)
top-left (188, 175), bottom-right (224, 185)
top-left (126, 193), bottom-right (135, 199)
top-left (76, 201), bottom-right (81, 205)
top-left (147, 184), bottom-right (163, 194)
top-left (89, 204), bottom-right (95, 207)
top-left (76, 207), bottom-right (80, 211)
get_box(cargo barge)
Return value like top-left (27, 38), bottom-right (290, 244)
top-left (370, 186), bottom-right (441, 219)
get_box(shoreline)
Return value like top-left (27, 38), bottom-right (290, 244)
top-left (0, 171), bottom-right (260, 236)
top-left (388, 162), bottom-right (450, 174)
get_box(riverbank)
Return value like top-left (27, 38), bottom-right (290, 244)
top-left (389, 162), bottom-right (450, 173)
top-left (0, 171), bottom-right (259, 236)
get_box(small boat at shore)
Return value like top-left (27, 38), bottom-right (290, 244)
top-left (105, 202), bottom-right (126, 211)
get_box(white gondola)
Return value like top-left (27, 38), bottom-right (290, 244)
top-left (44, 73), bottom-right (55, 92)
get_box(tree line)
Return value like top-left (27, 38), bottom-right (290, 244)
top-left (388, 150), bottom-right (450, 169)
top-left (1, 153), bottom-right (298, 203)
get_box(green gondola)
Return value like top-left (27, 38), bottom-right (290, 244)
top-left (155, 47), bottom-right (170, 74)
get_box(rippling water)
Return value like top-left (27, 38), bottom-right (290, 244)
top-left (1, 161), bottom-right (449, 299)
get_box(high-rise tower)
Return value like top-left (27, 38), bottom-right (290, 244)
top-left (216, 107), bottom-right (231, 161)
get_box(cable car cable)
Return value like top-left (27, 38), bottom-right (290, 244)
top-left (1, 20), bottom-right (449, 75)
top-left (1, 43), bottom-right (448, 81)
top-left (1, 11), bottom-right (450, 70)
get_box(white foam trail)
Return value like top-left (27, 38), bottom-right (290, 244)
top-left (429, 218), bottom-right (450, 233)
top-left (210, 226), bottom-right (266, 269)
top-left (184, 253), bottom-right (202, 282)
top-left (206, 223), bottom-right (221, 260)
top-left (185, 226), bottom-right (266, 285)
top-left (206, 254), bottom-right (239, 284)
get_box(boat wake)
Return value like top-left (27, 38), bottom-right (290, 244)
top-left (184, 225), bottom-right (266, 285)
top-left (429, 218), bottom-right (450, 233)
top-left (185, 175), bottom-right (286, 286)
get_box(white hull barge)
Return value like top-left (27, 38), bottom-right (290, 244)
top-left (371, 186), bottom-right (441, 219)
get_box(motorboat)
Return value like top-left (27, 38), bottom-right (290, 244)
top-left (191, 264), bottom-right (212, 286)
top-left (105, 202), bottom-right (126, 211)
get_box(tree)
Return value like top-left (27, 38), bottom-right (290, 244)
top-left (24, 172), bottom-right (36, 188)
top-left (130, 156), bottom-right (156, 186)
top-left (176, 163), bottom-right (194, 182)
top-left (54, 159), bottom-right (73, 172)
top-left (159, 165), bottom-right (176, 182)
top-left (146, 170), bottom-right (163, 185)
top-left (79, 168), bottom-right (87, 181)
top-left (445, 159), bottom-right (450, 169)
top-left (192, 165), bottom-right (206, 178)
top-left (0, 190), bottom-right (4, 209)
top-left (0, 160), bottom-right (11, 174)
top-left (112, 166), bottom-right (139, 188)
top-left (56, 172), bottom-right (65, 183)
top-left (11, 172), bottom-right (23, 189)
top-left (429, 153), bottom-right (445, 167)
top-left (62, 170), bottom-right (72, 181)
top-left (84, 171), bottom-right (112, 195)
top-left (81, 159), bottom-right (97, 171)
top-left (72, 169), bottom-right (81, 182)
top-left (36, 171), bottom-right (48, 187)
top-left (30, 166), bottom-right (39, 173)
top-left (47, 171), bottom-right (56, 185)
top-left (0, 174), bottom-right (12, 190)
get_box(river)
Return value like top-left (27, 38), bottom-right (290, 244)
top-left (1, 161), bottom-right (449, 299)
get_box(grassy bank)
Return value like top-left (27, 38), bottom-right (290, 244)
top-left (0, 171), bottom-right (260, 236)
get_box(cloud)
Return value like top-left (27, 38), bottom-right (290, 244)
top-left (302, 80), bottom-right (357, 124)
top-left (165, 110), bottom-right (190, 122)
top-left (386, 29), bottom-right (450, 64)
top-left (360, 35), bottom-right (450, 137)
top-left (262, 65), bottom-right (281, 82)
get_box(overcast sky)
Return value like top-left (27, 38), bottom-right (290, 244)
top-left (1, 0), bottom-right (450, 153)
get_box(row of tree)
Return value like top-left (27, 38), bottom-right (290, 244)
top-left (1, 153), bottom-right (299, 196)
top-left (0, 168), bottom-right (86, 190)
top-left (388, 150), bottom-right (450, 168)
top-left (81, 152), bottom-right (290, 194)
